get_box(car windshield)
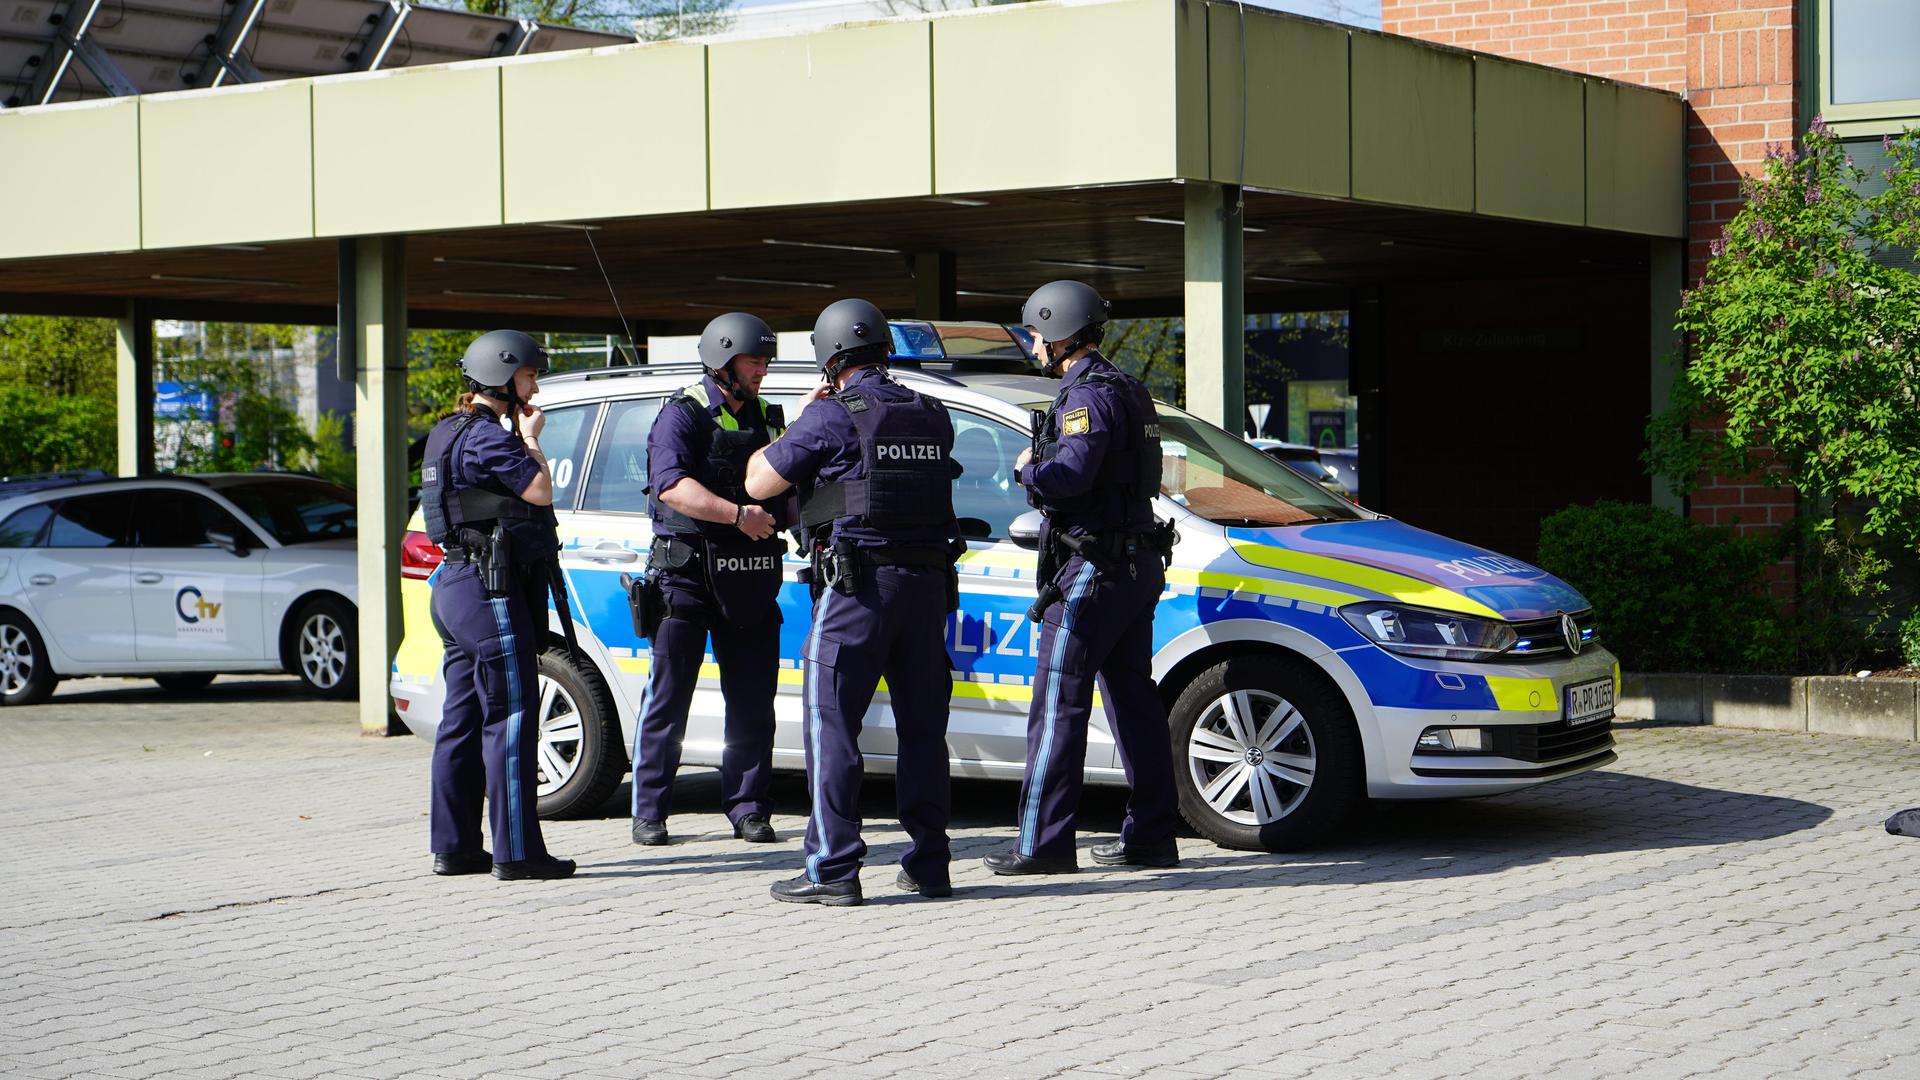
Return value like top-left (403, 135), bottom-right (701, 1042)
top-left (218, 480), bottom-right (357, 544)
top-left (937, 324), bottom-right (1032, 362)
top-left (1024, 401), bottom-right (1363, 527)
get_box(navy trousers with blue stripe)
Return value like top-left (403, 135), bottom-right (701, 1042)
top-left (800, 564), bottom-right (953, 886)
top-left (1015, 550), bottom-right (1178, 860)
top-left (629, 569), bottom-right (778, 825)
top-left (428, 561), bottom-right (549, 864)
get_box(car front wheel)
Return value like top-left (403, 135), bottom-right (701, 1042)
top-left (533, 647), bottom-right (624, 819)
top-left (0, 612), bottom-right (57, 706)
top-left (1169, 654), bottom-right (1362, 852)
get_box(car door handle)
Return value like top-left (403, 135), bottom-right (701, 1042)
top-left (27, 574), bottom-right (53, 586)
top-left (136, 573), bottom-right (164, 584)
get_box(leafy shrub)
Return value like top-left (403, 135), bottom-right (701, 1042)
top-left (1647, 119), bottom-right (1920, 608)
top-left (1900, 610), bottom-right (1920, 670)
top-left (1538, 501), bottom-right (1791, 673)
top-left (0, 385), bottom-right (116, 475)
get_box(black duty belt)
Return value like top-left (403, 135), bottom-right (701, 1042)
top-left (1067, 530), bottom-right (1152, 560)
top-left (861, 545), bottom-right (954, 568)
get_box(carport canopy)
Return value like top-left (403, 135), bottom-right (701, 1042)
top-left (0, 0), bottom-right (1685, 733)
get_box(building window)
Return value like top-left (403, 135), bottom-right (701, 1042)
top-left (1821, 0), bottom-right (1920, 131)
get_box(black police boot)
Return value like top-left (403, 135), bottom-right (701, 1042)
top-left (492, 855), bottom-right (577, 881)
top-left (432, 851), bottom-right (491, 876)
top-left (982, 850), bottom-right (1078, 876)
top-left (1090, 838), bottom-right (1180, 868)
top-left (632, 818), bottom-right (669, 846)
top-left (769, 874), bottom-right (863, 907)
top-left (894, 869), bottom-right (953, 898)
top-left (732, 813), bottom-right (776, 843)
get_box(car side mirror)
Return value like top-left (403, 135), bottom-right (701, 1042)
top-left (1008, 510), bottom-right (1043, 549)
top-left (957, 517), bottom-right (991, 541)
top-left (206, 529), bottom-right (250, 557)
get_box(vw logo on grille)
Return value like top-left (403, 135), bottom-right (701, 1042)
top-left (1245, 746), bottom-right (1265, 766)
top-left (1560, 612), bottom-right (1582, 656)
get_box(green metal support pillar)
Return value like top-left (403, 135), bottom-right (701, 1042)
top-left (1648, 237), bottom-right (1683, 513)
top-left (1183, 182), bottom-right (1244, 432)
top-left (115, 299), bottom-right (153, 478)
top-left (346, 236), bottom-right (409, 736)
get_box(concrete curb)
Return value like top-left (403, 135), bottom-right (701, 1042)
top-left (1618, 672), bottom-right (1919, 742)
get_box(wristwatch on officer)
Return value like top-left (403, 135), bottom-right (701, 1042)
top-left (734, 504), bottom-right (746, 527)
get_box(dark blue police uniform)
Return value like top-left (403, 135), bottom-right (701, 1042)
top-left (1011, 353), bottom-right (1178, 863)
top-left (427, 412), bottom-right (555, 867)
top-left (760, 365), bottom-right (959, 890)
top-left (631, 375), bottom-right (785, 832)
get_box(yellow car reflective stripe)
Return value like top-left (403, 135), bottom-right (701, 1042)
top-left (611, 657), bottom-right (1103, 706)
top-left (957, 549), bottom-right (1035, 569)
top-left (1485, 675), bottom-right (1556, 712)
top-left (1166, 568), bottom-right (1359, 609)
top-left (1229, 542), bottom-right (1503, 619)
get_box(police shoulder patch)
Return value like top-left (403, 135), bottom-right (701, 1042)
top-left (1062, 407), bottom-right (1091, 436)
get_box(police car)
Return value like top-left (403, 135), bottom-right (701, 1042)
top-left (390, 354), bottom-right (1619, 851)
top-left (0, 473), bottom-right (360, 705)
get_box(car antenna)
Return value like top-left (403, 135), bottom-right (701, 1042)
top-left (581, 227), bottom-right (640, 367)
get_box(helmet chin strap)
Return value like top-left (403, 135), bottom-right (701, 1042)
top-left (1043, 335), bottom-right (1085, 378)
top-left (709, 361), bottom-right (747, 403)
top-left (475, 383), bottom-right (523, 436)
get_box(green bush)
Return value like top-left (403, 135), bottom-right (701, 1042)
top-left (1899, 610), bottom-right (1920, 670)
top-left (0, 385), bottom-right (116, 475)
top-left (1538, 501), bottom-right (1791, 673)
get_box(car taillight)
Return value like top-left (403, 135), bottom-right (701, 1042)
top-left (400, 530), bottom-right (443, 580)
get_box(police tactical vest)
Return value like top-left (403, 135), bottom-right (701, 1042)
top-left (1031, 366), bottom-right (1162, 528)
top-left (421, 411), bottom-right (542, 548)
top-left (798, 384), bottom-right (956, 534)
top-left (653, 382), bottom-right (786, 542)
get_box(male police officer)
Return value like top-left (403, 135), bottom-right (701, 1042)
top-left (630, 313), bottom-right (788, 847)
top-left (744, 298), bottom-right (961, 907)
top-left (424, 329), bottom-right (576, 881)
top-left (984, 281), bottom-right (1181, 876)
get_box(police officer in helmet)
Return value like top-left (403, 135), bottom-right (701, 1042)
top-left (424, 329), bottom-right (576, 881)
top-left (630, 313), bottom-right (787, 847)
top-left (984, 281), bottom-right (1181, 876)
top-left (745, 298), bottom-right (961, 906)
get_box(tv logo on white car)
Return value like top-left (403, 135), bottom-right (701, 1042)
top-left (174, 585), bottom-right (227, 638)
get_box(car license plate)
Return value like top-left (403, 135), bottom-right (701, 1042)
top-left (1564, 678), bottom-right (1614, 725)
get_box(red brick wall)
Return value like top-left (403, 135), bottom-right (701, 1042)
top-left (1383, 0), bottom-right (1801, 548)
top-left (1384, 0), bottom-right (1689, 91)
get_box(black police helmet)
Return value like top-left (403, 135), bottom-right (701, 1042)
top-left (1021, 280), bottom-right (1111, 345)
top-left (460, 329), bottom-right (549, 389)
top-left (811, 298), bottom-right (890, 375)
top-left (697, 312), bottom-right (778, 372)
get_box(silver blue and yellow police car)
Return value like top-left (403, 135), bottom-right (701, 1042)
top-left (391, 333), bottom-right (1618, 852)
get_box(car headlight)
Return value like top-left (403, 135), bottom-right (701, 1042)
top-left (1339, 602), bottom-right (1517, 661)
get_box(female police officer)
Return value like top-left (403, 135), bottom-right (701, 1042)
top-left (423, 329), bottom-right (576, 882)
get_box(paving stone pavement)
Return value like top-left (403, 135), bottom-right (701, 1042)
top-left (1, 675), bottom-right (1917, 1079)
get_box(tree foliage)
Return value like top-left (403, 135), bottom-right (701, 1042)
top-left (1648, 120), bottom-right (1920, 608)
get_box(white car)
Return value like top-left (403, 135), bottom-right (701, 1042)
top-left (0, 473), bottom-right (361, 704)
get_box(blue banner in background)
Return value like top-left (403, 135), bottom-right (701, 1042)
top-left (155, 382), bottom-right (216, 420)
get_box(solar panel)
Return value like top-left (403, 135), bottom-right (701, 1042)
top-left (0, 0), bottom-right (632, 108)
